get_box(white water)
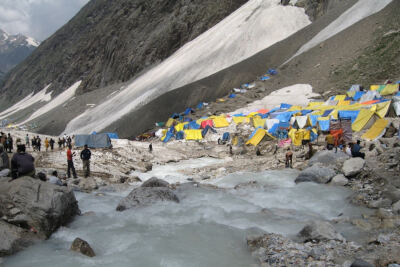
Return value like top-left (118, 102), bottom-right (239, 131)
top-left (3, 163), bottom-right (369, 267)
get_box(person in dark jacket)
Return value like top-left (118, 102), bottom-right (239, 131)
top-left (351, 140), bottom-right (365, 159)
top-left (11, 144), bottom-right (35, 179)
top-left (49, 138), bottom-right (55, 151)
top-left (7, 133), bottom-right (13, 153)
top-left (0, 144), bottom-right (9, 170)
top-left (80, 144), bottom-right (91, 177)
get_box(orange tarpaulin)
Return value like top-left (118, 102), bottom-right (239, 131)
top-left (361, 100), bottom-right (380, 105)
top-left (330, 129), bottom-right (343, 146)
top-left (257, 109), bottom-right (269, 114)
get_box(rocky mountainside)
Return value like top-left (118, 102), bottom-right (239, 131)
top-left (0, 0), bottom-right (247, 104)
top-left (0, 29), bottom-right (38, 81)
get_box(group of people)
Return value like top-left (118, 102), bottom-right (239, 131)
top-left (325, 133), bottom-right (365, 159)
top-left (0, 132), bottom-right (14, 153)
top-left (0, 131), bottom-right (93, 183)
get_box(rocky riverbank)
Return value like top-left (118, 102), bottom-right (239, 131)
top-left (1, 122), bottom-right (399, 265)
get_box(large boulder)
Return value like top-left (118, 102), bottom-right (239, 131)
top-left (141, 177), bottom-right (169, 188)
top-left (0, 177), bottom-right (80, 238)
top-left (342, 158), bottom-right (365, 177)
top-left (297, 220), bottom-right (345, 243)
top-left (308, 150), bottom-right (349, 167)
top-left (295, 164), bottom-right (337, 184)
top-left (0, 177), bottom-right (80, 256)
top-left (116, 186), bottom-right (179, 211)
top-left (0, 220), bottom-right (37, 256)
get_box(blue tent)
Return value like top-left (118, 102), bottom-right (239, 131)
top-left (188, 121), bottom-right (200, 129)
top-left (222, 132), bottom-right (230, 142)
top-left (280, 103), bottom-right (292, 109)
top-left (309, 115), bottom-right (320, 126)
top-left (197, 103), bottom-right (204, 109)
top-left (75, 133), bottom-right (112, 148)
top-left (268, 69), bottom-right (278, 75)
top-left (260, 76), bottom-right (270, 81)
top-left (163, 131), bottom-right (174, 143)
top-left (301, 110), bottom-right (312, 115)
top-left (338, 110), bottom-right (360, 123)
top-left (322, 109), bottom-right (333, 117)
top-left (353, 91), bottom-right (365, 101)
top-left (228, 93), bottom-right (236, 98)
top-left (184, 108), bottom-right (194, 115)
top-left (176, 131), bottom-right (184, 140)
top-left (318, 120), bottom-right (330, 131)
top-left (202, 125), bottom-right (217, 137)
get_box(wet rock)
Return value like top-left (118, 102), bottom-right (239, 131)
top-left (342, 158), bottom-right (365, 177)
top-left (330, 174), bottom-right (349, 186)
top-left (368, 198), bottom-right (392, 209)
top-left (308, 150), bottom-right (349, 167)
top-left (116, 187), bottom-right (179, 211)
top-left (392, 200), bottom-right (400, 213)
top-left (141, 177), bottom-right (169, 188)
top-left (70, 238), bottom-right (95, 257)
top-left (0, 177), bottom-right (80, 239)
top-left (297, 221), bottom-right (345, 243)
top-left (350, 259), bottom-right (374, 267)
top-left (0, 220), bottom-right (37, 256)
top-left (234, 180), bottom-right (259, 190)
top-left (295, 163), bottom-right (336, 184)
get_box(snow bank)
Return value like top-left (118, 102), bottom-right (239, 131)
top-left (64, 0), bottom-right (311, 134)
top-left (284, 0), bottom-right (393, 64)
top-left (231, 84), bottom-right (320, 114)
top-left (18, 81), bottom-right (81, 125)
top-left (0, 84), bottom-right (52, 120)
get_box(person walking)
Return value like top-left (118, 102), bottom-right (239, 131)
top-left (0, 144), bottom-right (9, 170)
top-left (67, 145), bottom-right (78, 178)
top-left (25, 134), bottom-right (30, 148)
top-left (80, 144), bottom-right (91, 178)
top-left (6, 133), bottom-right (13, 153)
top-left (44, 138), bottom-right (49, 152)
top-left (49, 138), bottom-right (55, 151)
top-left (36, 136), bottom-right (41, 151)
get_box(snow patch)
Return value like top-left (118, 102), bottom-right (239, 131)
top-left (284, 0), bottom-right (393, 64)
top-left (18, 81), bottom-right (81, 125)
top-left (230, 84), bottom-right (320, 114)
top-left (0, 84), bottom-right (52, 120)
top-left (25, 36), bottom-right (39, 47)
top-left (64, 0), bottom-right (311, 134)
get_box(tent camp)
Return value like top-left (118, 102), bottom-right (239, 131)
top-left (75, 133), bottom-right (112, 148)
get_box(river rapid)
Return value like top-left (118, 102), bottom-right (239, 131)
top-left (3, 158), bottom-right (370, 267)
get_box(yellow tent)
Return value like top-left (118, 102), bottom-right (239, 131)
top-left (362, 119), bottom-right (389, 141)
top-left (252, 117), bottom-right (266, 128)
top-left (288, 105), bottom-right (303, 111)
top-left (307, 102), bottom-right (325, 108)
top-left (337, 100), bottom-right (351, 106)
top-left (213, 117), bottom-right (230, 128)
top-left (334, 95), bottom-right (347, 101)
top-left (352, 109), bottom-right (374, 132)
top-left (184, 130), bottom-right (203, 140)
top-left (233, 116), bottom-right (250, 124)
top-left (166, 118), bottom-right (175, 127)
top-left (288, 128), bottom-right (305, 146)
top-left (375, 101), bottom-right (391, 118)
top-left (371, 84), bottom-right (399, 96)
top-left (246, 129), bottom-right (275, 146)
top-left (174, 122), bottom-right (187, 132)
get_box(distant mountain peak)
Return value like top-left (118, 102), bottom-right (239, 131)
top-left (0, 28), bottom-right (40, 47)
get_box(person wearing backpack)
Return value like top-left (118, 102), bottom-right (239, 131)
top-left (80, 144), bottom-right (91, 177)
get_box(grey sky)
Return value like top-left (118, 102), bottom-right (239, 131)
top-left (0, 0), bottom-right (90, 41)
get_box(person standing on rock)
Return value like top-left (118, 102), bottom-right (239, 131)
top-left (67, 145), bottom-right (78, 179)
top-left (25, 134), bottom-right (29, 148)
top-left (11, 144), bottom-right (35, 179)
top-left (36, 136), bottom-right (41, 151)
top-left (285, 147), bottom-right (293, 168)
top-left (325, 133), bottom-right (334, 150)
top-left (80, 144), bottom-right (91, 178)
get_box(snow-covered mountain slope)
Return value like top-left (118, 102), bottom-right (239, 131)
top-left (64, 0), bottom-right (311, 134)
